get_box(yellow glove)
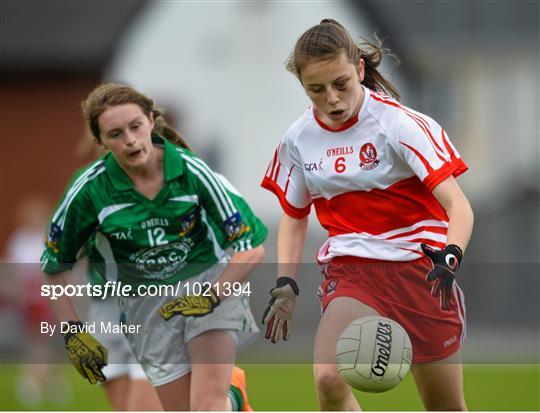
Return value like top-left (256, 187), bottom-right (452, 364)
top-left (62, 321), bottom-right (108, 384)
top-left (159, 288), bottom-right (220, 320)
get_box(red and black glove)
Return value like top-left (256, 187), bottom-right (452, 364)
top-left (421, 244), bottom-right (463, 311)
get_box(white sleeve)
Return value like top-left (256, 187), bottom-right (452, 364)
top-left (261, 136), bottom-right (312, 218)
top-left (393, 110), bottom-right (468, 191)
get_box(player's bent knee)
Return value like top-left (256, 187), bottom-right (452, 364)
top-left (314, 365), bottom-right (349, 399)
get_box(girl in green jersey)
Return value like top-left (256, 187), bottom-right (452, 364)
top-left (42, 84), bottom-right (267, 411)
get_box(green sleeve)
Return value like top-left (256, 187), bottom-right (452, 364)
top-left (213, 173), bottom-right (268, 252)
top-left (40, 167), bottom-right (100, 275)
top-left (181, 151), bottom-right (267, 252)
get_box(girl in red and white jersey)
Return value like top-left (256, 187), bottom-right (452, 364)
top-left (261, 19), bottom-right (473, 411)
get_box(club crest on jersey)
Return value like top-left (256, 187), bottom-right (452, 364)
top-left (46, 223), bottom-right (62, 253)
top-left (359, 143), bottom-right (380, 170)
top-left (179, 211), bottom-right (198, 237)
top-left (224, 212), bottom-right (249, 241)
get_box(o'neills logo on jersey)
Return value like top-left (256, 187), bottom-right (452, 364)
top-left (359, 143), bottom-right (380, 170)
top-left (371, 321), bottom-right (392, 377)
top-left (132, 239), bottom-right (195, 280)
top-left (326, 146), bottom-right (354, 157)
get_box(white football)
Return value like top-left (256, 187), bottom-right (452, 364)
top-left (335, 315), bottom-right (413, 393)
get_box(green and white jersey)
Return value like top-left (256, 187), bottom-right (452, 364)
top-left (41, 136), bottom-right (267, 286)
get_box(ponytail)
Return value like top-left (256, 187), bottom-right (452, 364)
top-left (152, 109), bottom-right (191, 150)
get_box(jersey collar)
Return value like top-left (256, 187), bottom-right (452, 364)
top-left (104, 135), bottom-right (186, 191)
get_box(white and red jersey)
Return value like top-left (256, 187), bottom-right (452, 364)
top-left (261, 87), bottom-right (468, 262)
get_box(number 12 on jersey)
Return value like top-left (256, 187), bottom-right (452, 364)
top-left (147, 227), bottom-right (168, 247)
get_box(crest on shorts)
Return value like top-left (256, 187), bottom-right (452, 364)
top-left (325, 279), bottom-right (339, 295)
top-left (359, 143), bottom-right (380, 170)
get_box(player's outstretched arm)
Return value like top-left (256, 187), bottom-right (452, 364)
top-left (422, 176), bottom-right (474, 311)
top-left (262, 214), bottom-right (308, 343)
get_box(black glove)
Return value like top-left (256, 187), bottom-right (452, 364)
top-left (262, 277), bottom-right (299, 343)
top-left (421, 244), bottom-right (463, 311)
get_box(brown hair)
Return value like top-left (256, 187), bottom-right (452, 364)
top-left (286, 19), bottom-right (400, 100)
top-left (81, 83), bottom-right (191, 149)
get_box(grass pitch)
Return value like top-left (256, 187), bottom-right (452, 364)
top-left (1, 364), bottom-right (538, 410)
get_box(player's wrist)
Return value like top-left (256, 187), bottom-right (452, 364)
top-left (61, 320), bottom-right (83, 343)
top-left (274, 276), bottom-right (300, 295)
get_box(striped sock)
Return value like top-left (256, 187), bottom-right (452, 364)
top-left (228, 385), bottom-right (244, 411)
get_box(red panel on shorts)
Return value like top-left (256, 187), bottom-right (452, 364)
top-left (319, 256), bottom-right (466, 363)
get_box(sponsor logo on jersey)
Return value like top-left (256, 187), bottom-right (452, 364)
top-left (304, 158), bottom-right (324, 172)
top-left (179, 211), bottom-right (198, 237)
top-left (132, 239), bottom-right (195, 280)
top-left (111, 228), bottom-right (133, 240)
top-left (141, 218), bottom-right (169, 229)
top-left (224, 212), bottom-right (249, 241)
top-left (359, 143), bottom-right (380, 170)
top-left (325, 279), bottom-right (339, 295)
top-left (46, 223), bottom-right (62, 253)
top-left (371, 321), bottom-right (392, 377)
top-left (326, 146), bottom-right (354, 157)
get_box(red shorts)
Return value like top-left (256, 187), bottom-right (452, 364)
top-left (319, 256), bottom-right (466, 363)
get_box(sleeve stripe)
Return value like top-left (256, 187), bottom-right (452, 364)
top-left (399, 141), bottom-right (434, 174)
top-left (51, 161), bottom-right (104, 223)
top-left (57, 167), bottom-right (106, 229)
top-left (180, 152), bottom-right (237, 218)
top-left (371, 93), bottom-right (448, 162)
top-left (234, 239), bottom-right (253, 252)
top-left (185, 163), bottom-right (231, 220)
top-left (403, 111), bottom-right (447, 162)
top-left (186, 154), bottom-right (237, 214)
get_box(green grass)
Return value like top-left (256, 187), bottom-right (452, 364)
top-left (1, 364), bottom-right (538, 411)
